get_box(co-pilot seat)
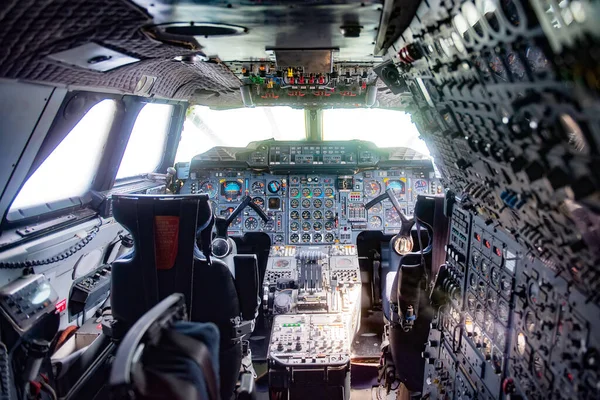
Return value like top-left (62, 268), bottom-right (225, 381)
top-left (110, 194), bottom-right (260, 400)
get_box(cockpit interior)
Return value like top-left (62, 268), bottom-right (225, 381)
top-left (0, 1), bottom-right (599, 399)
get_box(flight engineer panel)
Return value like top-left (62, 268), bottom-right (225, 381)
top-left (180, 169), bottom-right (441, 245)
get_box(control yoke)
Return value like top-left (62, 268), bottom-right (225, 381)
top-left (365, 188), bottom-right (415, 235)
top-left (215, 195), bottom-right (271, 238)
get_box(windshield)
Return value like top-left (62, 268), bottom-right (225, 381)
top-left (175, 106), bottom-right (305, 162)
top-left (174, 107), bottom-right (430, 163)
top-left (322, 109), bottom-right (430, 155)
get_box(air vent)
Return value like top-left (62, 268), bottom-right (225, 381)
top-left (157, 22), bottom-right (247, 37)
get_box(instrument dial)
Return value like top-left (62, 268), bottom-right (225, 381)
top-left (325, 221), bottom-right (334, 231)
top-left (325, 210), bottom-right (334, 220)
top-left (290, 211), bottom-right (300, 220)
top-left (506, 52), bottom-right (526, 80)
top-left (364, 180), bottom-right (381, 198)
top-left (302, 222), bottom-right (311, 231)
top-left (244, 217), bottom-right (258, 230)
top-left (313, 233), bottom-right (323, 243)
top-left (325, 199), bottom-right (334, 208)
top-left (274, 234), bottom-right (284, 243)
top-left (516, 332), bottom-right (526, 355)
top-left (385, 208), bottom-right (402, 225)
top-left (251, 181), bottom-right (265, 194)
top-left (290, 233), bottom-right (299, 243)
top-left (369, 216), bottom-right (382, 228)
top-left (313, 199), bottom-right (322, 208)
top-left (490, 267), bottom-right (500, 286)
top-left (252, 197), bottom-right (264, 208)
top-left (313, 210), bottom-right (323, 219)
top-left (268, 180), bottom-right (281, 193)
top-left (313, 187), bottom-right (323, 197)
top-left (369, 203), bottom-right (382, 213)
top-left (480, 259), bottom-right (489, 277)
top-left (498, 301), bottom-right (509, 324)
top-left (301, 211), bottom-right (311, 220)
top-left (290, 199), bottom-right (300, 208)
top-left (302, 188), bottom-right (311, 197)
top-left (290, 176), bottom-right (300, 185)
top-left (302, 199), bottom-right (311, 208)
top-left (324, 187), bottom-right (334, 197)
top-left (528, 281), bottom-right (540, 306)
top-left (324, 233), bottom-right (334, 242)
top-left (301, 233), bottom-right (311, 243)
top-left (290, 222), bottom-right (300, 231)
top-left (200, 181), bottom-right (218, 198)
top-left (261, 219), bottom-right (274, 231)
top-left (386, 180), bottom-right (405, 196)
top-left (290, 188), bottom-right (300, 197)
top-left (313, 221), bottom-right (322, 231)
top-left (221, 207), bottom-right (241, 226)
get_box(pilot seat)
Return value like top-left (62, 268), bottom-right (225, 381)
top-left (110, 194), bottom-right (260, 399)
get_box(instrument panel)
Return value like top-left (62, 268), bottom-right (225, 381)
top-left (181, 168), bottom-right (441, 245)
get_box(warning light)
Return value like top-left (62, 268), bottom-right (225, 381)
top-left (484, 239), bottom-right (491, 249)
top-left (287, 68), bottom-right (293, 78)
top-left (289, 76), bottom-right (295, 84)
top-left (494, 247), bottom-right (502, 257)
top-left (474, 233), bottom-right (481, 242)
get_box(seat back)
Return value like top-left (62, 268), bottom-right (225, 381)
top-left (111, 194), bottom-right (213, 334)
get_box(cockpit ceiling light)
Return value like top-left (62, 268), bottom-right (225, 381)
top-left (47, 43), bottom-right (140, 72)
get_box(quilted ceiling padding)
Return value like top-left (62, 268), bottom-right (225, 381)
top-left (0, 0), bottom-right (241, 99)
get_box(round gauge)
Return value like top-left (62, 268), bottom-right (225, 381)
top-left (369, 216), bottom-right (382, 228)
top-left (487, 289), bottom-right (497, 309)
top-left (385, 208), bottom-right (402, 225)
top-left (386, 180), bottom-right (405, 196)
top-left (290, 188), bottom-right (300, 198)
top-left (500, 276), bottom-right (512, 297)
top-left (290, 199), bottom-right (300, 208)
top-left (325, 221), bottom-right (334, 231)
top-left (221, 180), bottom-right (243, 201)
top-left (290, 222), bottom-right (300, 231)
top-left (261, 219), bottom-right (274, 231)
top-left (524, 311), bottom-right (536, 333)
top-left (369, 203), bottom-right (382, 213)
top-left (313, 199), bottom-right (322, 208)
top-left (324, 187), bottom-right (334, 197)
top-left (451, 32), bottom-right (467, 55)
top-left (516, 332), bottom-right (526, 355)
top-left (364, 180), bottom-right (381, 198)
top-left (290, 176), bottom-right (300, 185)
top-left (290, 211), bottom-right (300, 220)
top-left (560, 114), bottom-right (588, 154)
top-left (484, 313), bottom-right (494, 334)
top-left (500, 0), bottom-right (521, 27)
top-left (480, 259), bottom-right (489, 276)
top-left (525, 45), bottom-right (550, 74)
top-left (274, 259), bottom-right (290, 268)
top-left (301, 233), bottom-right (311, 243)
top-left (506, 52), bottom-right (526, 80)
top-left (490, 267), bottom-right (500, 286)
top-left (477, 281), bottom-right (486, 299)
top-left (472, 251), bottom-right (480, 268)
top-left (268, 180), bottom-right (281, 194)
top-left (475, 305), bottom-right (485, 325)
top-left (252, 197), bottom-right (264, 208)
top-left (413, 179), bottom-right (428, 194)
top-left (313, 187), bottom-right (323, 197)
top-left (302, 188), bottom-right (311, 198)
top-left (498, 301), bottom-right (509, 324)
top-left (301, 211), bottom-right (311, 220)
top-left (325, 199), bottom-right (334, 208)
top-left (290, 233), bottom-right (299, 243)
top-left (274, 234), bottom-right (284, 243)
top-left (313, 233), bottom-right (323, 243)
top-left (325, 210), bottom-right (334, 220)
top-left (251, 181), bottom-right (265, 194)
top-left (469, 272), bottom-right (477, 288)
top-left (244, 217), bottom-right (258, 230)
top-left (302, 199), bottom-right (311, 208)
top-left (302, 222), bottom-right (311, 231)
top-left (200, 181), bottom-right (218, 198)
top-left (467, 293), bottom-right (476, 313)
top-left (313, 210), bottom-right (323, 219)
top-left (488, 54), bottom-right (509, 81)
top-left (324, 233), bottom-right (334, 242)
top-left (475, 56), bottom-right (492, 79)
top-left (528, 281), bottom-right (539, 306)
top-left (313, 221), bottom-right (322, 231)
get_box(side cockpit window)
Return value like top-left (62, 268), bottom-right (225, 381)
top-left (8, 99), bottom-right (117, 217)
top-left (116, 103), bottom-right (174, 180)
